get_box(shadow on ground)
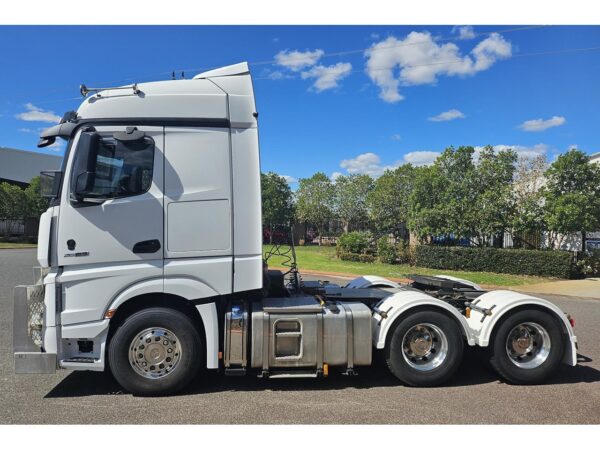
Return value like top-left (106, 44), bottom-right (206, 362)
top-left (44, 352), bottom-right (600, 399)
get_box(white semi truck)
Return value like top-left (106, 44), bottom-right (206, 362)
top-left (14, 62), bottom-right (578, 395)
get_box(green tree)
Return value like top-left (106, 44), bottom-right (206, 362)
top-left (0, 182), bottom-right (28, 237)
top-left (409, 146), bottom-right (480, 242)
top-left (408, 164), bottom-right (446, 241)
top-left (543, 149), bottom-right (600, 249)
top-left (25, 176), bottom-right (50, 219)
top-left (367, 164), bottom-right (416, 238)
top-left (295, 172), bottom-right (335, 245)
top-left (334, 174), bottom-right (374, 233)
top-left (408, 146), bottom-right (518, 246)
top-left (473, 145), bottom-right (517, 246)
top-left (261, 172), bottom-right (294, 228)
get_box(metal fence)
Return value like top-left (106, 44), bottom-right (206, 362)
top-left (0, 218), bottom-right (25, 236)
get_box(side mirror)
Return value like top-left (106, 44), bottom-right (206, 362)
top-left (39, 171), bottom-right (62, 198)
top-left (74, 171), bottom-right (95, 197)
top-left (70, 131), bottom-right (101, 205)
top-left (73, 171), bottom-right (104, 205)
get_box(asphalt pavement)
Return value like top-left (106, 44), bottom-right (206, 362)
top-left (1, 248), bottom-right (599, 424)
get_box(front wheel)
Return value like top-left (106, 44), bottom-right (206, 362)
top-left (385, 310), bottom-right (464, 387)
top-left (108, 307), bottom-right (203, 396)
top-left (488, 309), bottom-right (565, 385)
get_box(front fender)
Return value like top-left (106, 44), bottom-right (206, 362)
top-left (467, 290), bottom-right (577, 366)
top-left (106, 277), bottom-right (220, 369)
top-left (373, 290), bottom-right (476, 349)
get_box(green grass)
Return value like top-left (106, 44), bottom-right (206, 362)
top-left (0, 241), bottom-right (37, 249)
top-left (264, 245), bottom-right (553, 287)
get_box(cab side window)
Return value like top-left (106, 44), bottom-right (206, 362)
top-left (71, 133), bottom-right (154, 200)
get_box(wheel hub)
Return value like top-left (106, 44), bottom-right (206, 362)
top-left (129, 327), bottom-right (181, 379)
top-left (410, 335), bottom-right (432, 356)
top-left (505, 322), bottom-right (551, 369)
top-left (402, 323), bottom-right (448, 371)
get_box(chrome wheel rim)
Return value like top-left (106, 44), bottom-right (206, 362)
top-left (129, 327), bottom-right (182, 379)
top-left (401, 323), bottom-right (449, 371)
top-left (505, 322), bottom-right (551, 369)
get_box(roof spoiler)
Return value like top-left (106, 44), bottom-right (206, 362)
top-left (193, 62), bottom-right (249, 79)
top-left (38, 111), bottom-right (79, 148)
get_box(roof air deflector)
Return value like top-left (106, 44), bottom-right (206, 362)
top-left (193, 62), bottom-right (249, 79)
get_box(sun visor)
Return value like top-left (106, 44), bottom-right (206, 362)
top-left (38, 121), bottom-right (78, 148)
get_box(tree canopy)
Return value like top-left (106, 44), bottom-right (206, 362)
top-left (543, 149), bottom-right (600, 248)
top-left (334, 174), bottom-right (374, 233)
top-left (261, 172), bottom-right (294, 226)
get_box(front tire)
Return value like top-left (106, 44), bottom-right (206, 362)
top-left (385, 310), bottom-right (464, 387)
top-left (108, 307), bottom-right (203, 396)
top-left (488, 309), bottom-right (565, 385)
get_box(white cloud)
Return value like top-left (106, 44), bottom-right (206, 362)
top-left (47, 141), bottom-right (64, 151)
top-left (330, 172), bottom-right (343, 181)
top-left (402, 151), bottom-right (441, 166)
top-left (391, 134), bottom-right (401, 141)
top-left (474, 143), bottom-right (550, 161)
top-left (370, 33), bottom-right (380, 40)
top-left (18, 127), bottom-right (37, 133)
top-left (275, 49), bottom-right (324, 72)
top-left (452, 25), bottom-right (475, 40)
top-left (428, 109), bottom-right (465, 122)
top-left (16, 103), bottom-right (61, 123)
top-left (519, 116), bottom-right (566, 132)
top-left (365, 31), bottom-right (512, 103)
top-left (339, 152), bottom-right (398, 177)
top-left (301, 62), bottom-right (352, 92)
top-left (281, 175), bottom-right (298, 184)
top-left (266, 70), bottom-right (289, 80)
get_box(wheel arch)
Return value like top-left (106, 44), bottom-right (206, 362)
top-left (106, 291), bottom-right (219, 369)
top-left (468, 291), bottom-right (577, 366)
top-left (374, 293), bottom-right (476, 350)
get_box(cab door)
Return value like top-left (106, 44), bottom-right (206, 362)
top-left (56, 125), bottom-right (164, 267)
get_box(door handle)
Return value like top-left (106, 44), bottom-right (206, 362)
top-left (133, 239), bottom-right (161, 254)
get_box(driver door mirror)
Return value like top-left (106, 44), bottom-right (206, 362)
top-left (70, 131), bottom-right (102, 205)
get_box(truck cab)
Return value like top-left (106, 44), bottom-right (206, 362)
top-left (14, 63), bottom-right (578, 395)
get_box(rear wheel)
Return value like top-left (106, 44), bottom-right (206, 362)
top-left (108, 307), bottom-right (203, 396)
top-left (488, 309), bottom-right (565, 384)
top-left (385, 310), bottom-right (464, 387)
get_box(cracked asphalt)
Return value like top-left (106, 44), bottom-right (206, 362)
top-left (1, 248), bottom-right (599, 424)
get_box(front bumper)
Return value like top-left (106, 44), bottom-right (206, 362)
top-left (13, 283), bottom-right (57, 374)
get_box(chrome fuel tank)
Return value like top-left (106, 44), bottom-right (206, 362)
top-left (249, 296), bottom-right (372, 372)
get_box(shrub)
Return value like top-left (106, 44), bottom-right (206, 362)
top-left (377, 236), bottom-right (397, 264)
top-left (359, 254), bottom-right (375, 263)
top-left (577, 250), bottom-right (600, 277)
top-left (396, 241), bottom-right (416, 265)
top-left (415, 246), bottom-right (576, 279)
top-left (336, 231), bottom-right (372, 255)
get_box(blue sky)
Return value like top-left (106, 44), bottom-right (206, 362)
top-left (1, 25), bottom-right (599, 184)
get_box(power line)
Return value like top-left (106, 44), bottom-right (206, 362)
top-left (29, 43), bottom-right (600, 105)
top-left (254, 44), bottom-right (600, 79)
top-left (17, 25), bottom-right (549, 105)
top-left (180, 25), bottom-right (550, 73)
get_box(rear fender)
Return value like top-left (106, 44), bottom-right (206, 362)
top-left (373, 290), bottom-right (476, 349)
top-left (467, 290), bottom-right (577, 366)
top-left (346, 275), bottom-right (401, 289)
